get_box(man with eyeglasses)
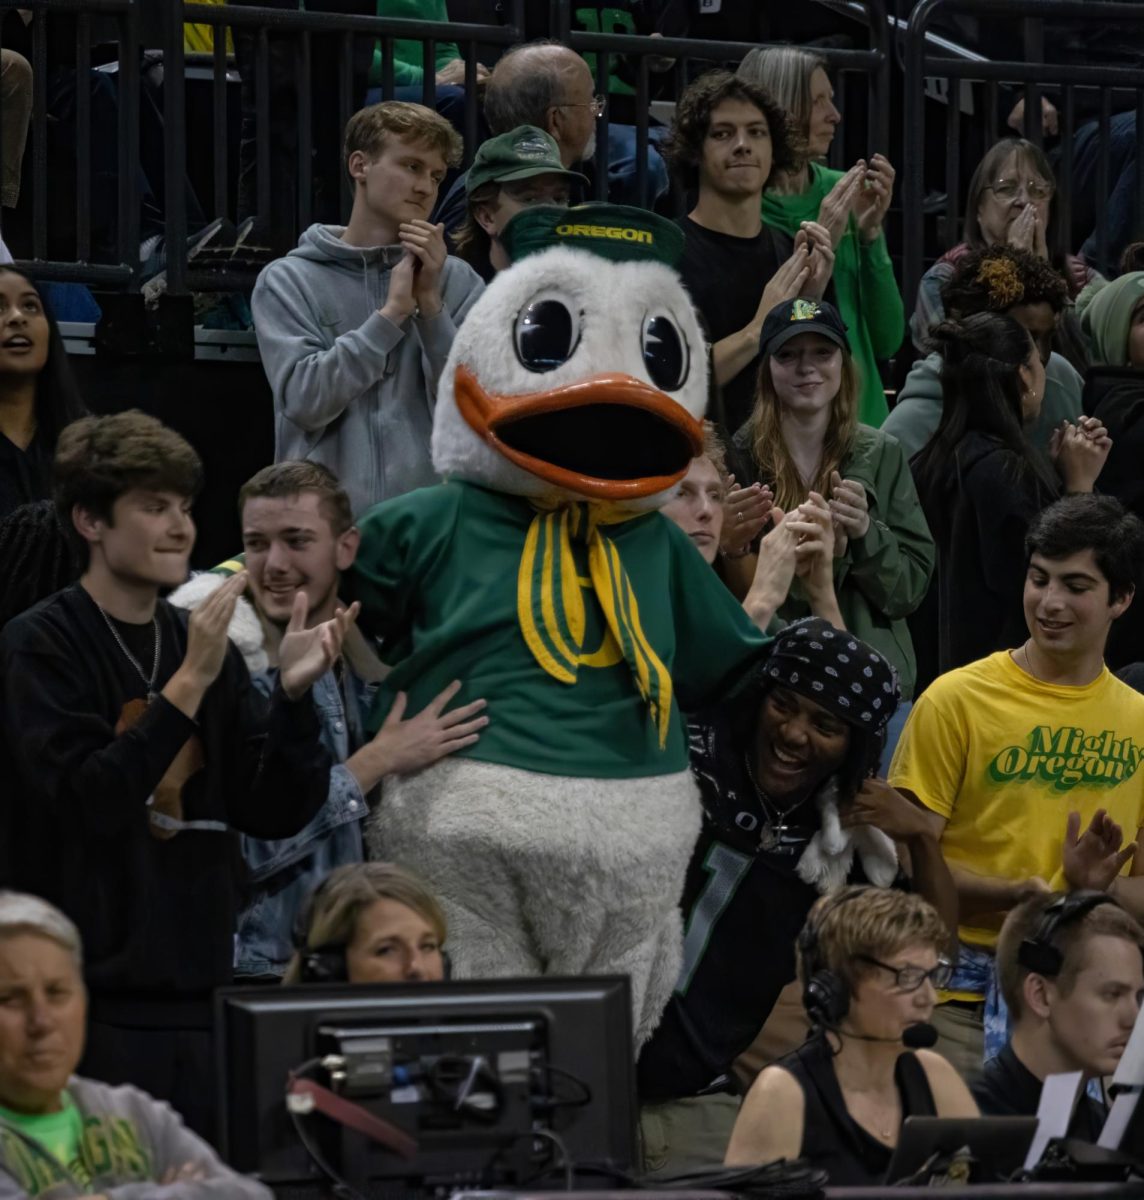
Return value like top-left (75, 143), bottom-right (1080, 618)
top-left (637, 619), bottom-right (957, 1177)
top-left (433, 40), bottom-right (667, 236)
top-left (977, 890), bottom-right (1144, 1139)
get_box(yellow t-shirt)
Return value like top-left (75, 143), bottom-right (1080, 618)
top-left (184, 0), bottom-right (232, 54)
top-left (889, 651), bottom-right (1144, 950)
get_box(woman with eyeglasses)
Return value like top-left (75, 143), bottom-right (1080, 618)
top-left (725, 886), bottom-right (977, 1185)
top-left (911, 137), bottom-right (1097, 352)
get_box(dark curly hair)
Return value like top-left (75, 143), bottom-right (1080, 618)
top-left (941, 244), bottom-right (1069, 318)
top-left (662, 70), bottom-right (801, 194)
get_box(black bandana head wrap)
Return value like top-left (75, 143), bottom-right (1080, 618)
top-left (763, 617), bottom-right (901, 734)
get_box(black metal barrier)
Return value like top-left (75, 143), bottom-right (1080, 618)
top-left (828, 1185), bottom-right (1144, 1200)
top-left (902, 0), bottom-right (1144, 308)
top-left (0, 0), bottom-right (141, 287)
top-left (0, 0), bottom-right (891, 303)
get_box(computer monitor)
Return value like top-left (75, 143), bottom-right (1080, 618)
top-left (215, 975), bottom-right (637, 1196)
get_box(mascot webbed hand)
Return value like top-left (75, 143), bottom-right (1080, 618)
top-left (345, 204), bottom-right (771, 1044)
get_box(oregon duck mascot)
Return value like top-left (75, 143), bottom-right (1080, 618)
top-left (345, 204), bottom-right (771, 1044)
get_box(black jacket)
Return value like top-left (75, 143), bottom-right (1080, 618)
top-left (0, 586), bottom-right (329, 1011)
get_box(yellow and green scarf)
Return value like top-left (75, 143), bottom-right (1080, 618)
top-left (517, 502), bottom-right (673, 748)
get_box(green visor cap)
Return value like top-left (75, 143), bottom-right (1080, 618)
top-left (465, 125), bottom-right (589, 194)
top-left (501, 202), bottom-right (685, 267)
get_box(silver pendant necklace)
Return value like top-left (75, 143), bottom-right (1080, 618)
top-left (95, 602), bottom-right (162, 701)
top-left (743, 750), bottom-right (806, 851)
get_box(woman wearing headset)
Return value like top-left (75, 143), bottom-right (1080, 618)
top-left (725, 886), bottom-right (977, 1184)
top-left (285, 862), bottom-right (447, 984)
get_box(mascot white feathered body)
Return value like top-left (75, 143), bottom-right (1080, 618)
top-left (347, 206), bottom-right (770, 1044)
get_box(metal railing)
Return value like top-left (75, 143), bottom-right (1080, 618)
top-left (0, 0), bottom-right (141, 287)
top-left (1, 0), bottom-right (892, 307)
top-left (901, 0), bottom-right (1144, 308)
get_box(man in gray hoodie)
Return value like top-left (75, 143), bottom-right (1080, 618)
top-left (0, 891), bottom-right (270, 1198)
top-left (252, 101), bottom-right (485, 518)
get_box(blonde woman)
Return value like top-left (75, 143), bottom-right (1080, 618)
top-left (739, 298), bottom-right (933, 763)
top-left (738, 46), bottom-right (903, 428)
top-left (286, 862), bottom-right (448, 985)
top-left (726, 886), bottom-right (976, 1185)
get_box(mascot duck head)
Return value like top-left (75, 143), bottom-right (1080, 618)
top-left (432, 203), bottom-right (706, 509)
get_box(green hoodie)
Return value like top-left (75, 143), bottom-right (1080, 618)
top-left (737, 425), bottom-right (934, 699)
top-left (369, 0), bottom-right (460, 88)
top-left (882, 351), bottom-right (1084, 461)
top-left (1080, 270), bottom-right (1144, 366)
top-left (762, 163), bottom-right (905, 429)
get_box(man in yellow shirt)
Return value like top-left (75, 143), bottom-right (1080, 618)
top-left (890, 493), bottom-right (1144, 1083)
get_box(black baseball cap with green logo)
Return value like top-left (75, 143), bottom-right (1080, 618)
top-left (500, 202), bottom-right (685, 268)
top-left (465, 126), bottom-right (589, 195)
top-left (758, 298), bottom-right (851, 358)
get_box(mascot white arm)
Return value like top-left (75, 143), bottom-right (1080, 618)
top-left (345, 204), bottom-right (771, 1045)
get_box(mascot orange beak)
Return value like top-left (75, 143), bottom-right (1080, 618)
top-left (454, 364), bottom-right (704, 500)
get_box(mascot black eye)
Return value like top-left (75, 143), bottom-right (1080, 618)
top-left (642, 314), bottom-right (689, 391)
top-left (514, 296), bottom-right (581, 373)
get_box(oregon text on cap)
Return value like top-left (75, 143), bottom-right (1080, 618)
top-left (554, 222), bottom-right (654, 244)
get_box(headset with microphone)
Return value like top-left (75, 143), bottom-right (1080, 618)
top-left (291, 873), bottom-right (453, 985)
top-left (1017, 889), bottom-right (1117, 978)
top-left (797, 886), bottom-right (938, 1050)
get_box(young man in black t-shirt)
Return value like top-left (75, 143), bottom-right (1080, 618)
top-left (637, 618), bottom-right (957, 1176)
top-left (0, 411), bottom-right (351, 1140)
top-left (662, 71), bottom-right (835, 438)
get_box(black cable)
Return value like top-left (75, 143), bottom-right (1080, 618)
top-left (287, 1100), bottom-right (370, 1200)
top-left (648, 1158), bottom-right (830, 1198)
top-left (538, 1062), bottom-right (593, 1109)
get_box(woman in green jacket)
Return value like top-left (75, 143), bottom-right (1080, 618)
top-left (736, 298), bottom-right (934, 763)
top-left (738, 47), bottom-right (903, 428)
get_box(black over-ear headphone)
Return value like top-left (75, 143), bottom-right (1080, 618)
top-left (797, 886), bottom-right (875, 1028)
top-left (292, 875), bottom-right (348, 984)
top-left (290, 872), bottom-right (454, 985)
top-left (1017, 890), bottom-right (1117, 978)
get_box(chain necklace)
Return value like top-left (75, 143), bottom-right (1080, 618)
top-left (95, 603), bottom-right (162, 701)
top-left (743, 749), bottom-right (808, 851)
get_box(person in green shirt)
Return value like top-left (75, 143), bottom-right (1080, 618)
top-left (368, 0), bottom-right (489, 92)
top-left (738, 46), bottom-right (904, 429)
top-left (0, 892), bottom-right (271, 1199)
top-left (734, 297), bottom-right (934, 764)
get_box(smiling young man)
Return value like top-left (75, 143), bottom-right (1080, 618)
top-left (663, 71), bottom-right (835, 438)
top-left (637, 618), bottom-right (956, 1177)
top-left (890, 493), bottom-right (1144, 1083)
top-left (252, 101), bottom-right (485, 518)
top-left (0, 412), bottom-right (350, 1138)
top-left (171, 461), bottom-right (488, 980)
top-left (975, 891), bottom-right (1144, 1139)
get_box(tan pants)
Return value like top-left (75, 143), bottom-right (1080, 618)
top-left (733, 980), bottom-right (810, 1092)
top-left (1, 49), bottom-right (31, 208)
top-left (931, 1001), bottom-right (986, 1087)
top-left (639, 1092), bottom-right (741, 1178)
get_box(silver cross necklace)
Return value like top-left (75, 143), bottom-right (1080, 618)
top-left (95, 603), bottom-right (162, 701)
top-left (743, 749), bottom-right (807, 851)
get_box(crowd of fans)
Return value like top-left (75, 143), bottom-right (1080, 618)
top-left (1, 4), bottom-right (1144, 1194)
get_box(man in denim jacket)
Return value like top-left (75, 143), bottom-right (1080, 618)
top-left (171, 462), bottom-right (488, 979)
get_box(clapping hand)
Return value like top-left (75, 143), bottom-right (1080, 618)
top-left (828, 471), bottom-right (870, 553)
top-left (721, 475), bottom-right (773, 557)
top-left (278, 592), bottom-right (361, 701)
top-left (1050, 418), bottom-right (1112, 492)
top-left (1062, 808), bottom-right (1136, 893)
top-left (796, 220), bottom-right (836, 299)
top-left (854, 154), bottom-right (895, 242)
